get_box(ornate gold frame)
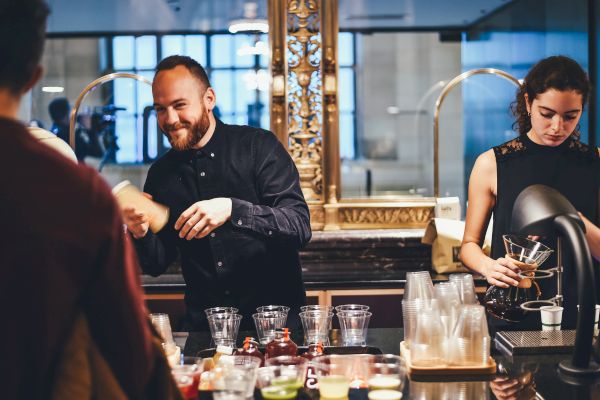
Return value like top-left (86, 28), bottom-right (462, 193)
top-left (269, 0), bottom-right (435, 230)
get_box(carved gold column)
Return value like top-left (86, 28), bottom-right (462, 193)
top-left (268, 0), bottom-right (435, 230)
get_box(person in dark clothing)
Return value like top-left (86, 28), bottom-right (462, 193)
top-left (460, 56), bottom-right (600, 330)
top-left (0, 1), bottom-right (178, 398)
top-left (121, 55), bottom-right (311, 331)
top-left (48, 97), bottom-right (104, 162)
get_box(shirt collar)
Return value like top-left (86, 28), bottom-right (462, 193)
top-left (193, 118), bottom-right (225, 160)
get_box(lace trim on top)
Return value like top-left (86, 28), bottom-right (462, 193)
top-left (493, 134), bottom-right (599, 163)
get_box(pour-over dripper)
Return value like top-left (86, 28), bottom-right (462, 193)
top-left (484, 235), bottom-right (554, 323)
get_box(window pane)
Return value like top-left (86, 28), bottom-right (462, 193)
top-left (234, 35), bottom-right (255, 68)
top-left (260, 113), bottom-right (269, 130)
top-left (162, 35), bottom-right (184, 58)
top-left (340, 112), bottom-right (355, 159)
top-left (113, 36), bottom-right (134, 70)
top-left (136, 36), bottom-right (157, 69)
top-left (185, 35), bottom-right (207, 66)
top-left (220, 114), bottom-right (235, 124)
top-left (259, 34), bottom-right (269, 68)
top-left (147, 112), bottom-right (158, 159)
top-left (211, 70), bottom-right (234, 113)
top-left (115, 114), bottom-right (136, 163)
top-left (113, 76), bottom-right (136, 113)
top-left (339, 68), bottom-right (355, 112)
top-left (136, 71), bottom-right (154, 114)
top-left (236, 69), bottom-right (255, 113)
top-left (211, 35), bottom-right (233, 67)
top-left (339, 32), bottom-right (354, 67)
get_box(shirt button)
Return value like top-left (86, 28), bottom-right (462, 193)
top-left (210, 152), bottom-right (215, 158)
top-left (268, 230), bottom-right (273, 236)
top-left (237, 219), bottom-right (243, 225)
top-left (210, 232), bottom-right (216, 238)
top-left (224, 290), bottom-right (231, 296)
top-left (200, 171), bottom-right (206, 177)
top-left (217, 261), bottom-right (223, 267)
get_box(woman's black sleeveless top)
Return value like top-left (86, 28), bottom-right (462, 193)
top-left (491, 133), bottom-right (600, 329)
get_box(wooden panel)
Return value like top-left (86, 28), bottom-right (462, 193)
top-left (329, 289), bottom-right (404, 328)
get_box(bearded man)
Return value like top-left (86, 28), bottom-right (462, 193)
top-left (122, 55), bottom-right (311, 331)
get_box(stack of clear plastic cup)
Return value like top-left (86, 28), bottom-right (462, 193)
top-left (401, 298), bottom-right (428, 349)
top-left (411, 300), bottom-right (446, 367)
top-left (252, 311), bottom-right (287, 345)
top-left (208, 313), bottom-right (242, 348)
top-left (448, 273), bottom-right (478, 304)
top-left (337, 310), bottom-right (372, 346)
top-left (448, 304), bottom-right (490, 366)
top-left (434, 282), bottom-right (462, 338)
top-left (405, 271), bottom-right (435, 301)
top-left (299, 310), bottom-right (333, 345)
top-left (150, 313), bottom-right (180, 366)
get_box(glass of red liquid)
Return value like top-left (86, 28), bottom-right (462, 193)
top-left (172, 363), bottom-right (202, 399)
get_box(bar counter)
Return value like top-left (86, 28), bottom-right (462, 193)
top-left (178, 328), bottom-right (600, 400)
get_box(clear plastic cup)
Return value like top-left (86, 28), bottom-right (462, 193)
top-left (313, 355), bottom-right (356, 399)
top-left (301, 305), bottom-right (335, 312)
top-left (449, 273), bottom-right (478, 304)
top-left (208, 313), bottom-right (242, 347)
top-left (337, 311), bottom-right (371, 346)
top-left (205, 307), bottom-right (239, 317)
top-left (405, 271), bottom-right (434, 301)
top-left (210, 362), bottom-right (260, 399)
top-left (434, 282), bottom-right (462, 338)
top-left (411, 303), bottom-right (445, 367)
top-left (449, 304), bottom-right (490, 366)
top-left (256, 305), bottom-right (290, 315)
top-left (252, 311), bottom-right (287, 345)
top-left (334, 304), bottom-right (370, 313)
top-left (149, 313), bottom-right (175, 345)
top-left (299, 310), bottom-right (333, 345)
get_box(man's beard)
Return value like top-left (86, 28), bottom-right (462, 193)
top-left (164, 109), bottom-right (210, 151)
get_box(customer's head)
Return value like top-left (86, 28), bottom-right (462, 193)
top-left (0, 0), bottom-right (49, 95)
top-left (152, 55), bottom-right (216, 151)
top-left (512, 56), bottom-right (590, 146)
top-left (48, 97), bottom-right (70, 124)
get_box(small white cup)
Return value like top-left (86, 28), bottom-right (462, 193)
top-left (540, 306), bottom-right (563, 331)
top-left (577, 304), bottom-right (600, 336)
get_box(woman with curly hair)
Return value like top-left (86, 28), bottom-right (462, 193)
top-left (460, 55), bottom-right (600, 330)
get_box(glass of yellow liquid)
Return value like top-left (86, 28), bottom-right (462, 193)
top-left (366, 355), bottom-right (405, 400)
top-left (314, 355), bottom-right (356, 399)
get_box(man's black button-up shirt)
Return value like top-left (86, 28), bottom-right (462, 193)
top-left (134, 120), bottom-right (311, 330)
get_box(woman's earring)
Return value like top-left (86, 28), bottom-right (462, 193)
top-left (527, 112), bottom-right (531, 117)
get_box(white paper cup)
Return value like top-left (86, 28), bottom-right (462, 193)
top-left (540, 306), bottom-right (563, 331)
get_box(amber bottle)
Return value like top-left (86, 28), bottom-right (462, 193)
top-left (265, 328), bottom-right (298, 359)
top-left (234, 336), bottom-right (265, 366)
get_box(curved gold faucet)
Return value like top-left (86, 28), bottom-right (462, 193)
top-left (433, 68), bottom-right (521, 197)
top-left (68, 72), bottom-right (152, 150)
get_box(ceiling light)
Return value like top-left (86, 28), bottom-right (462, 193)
top-left (228, 2), bottom-right (268, 33)
top-left (237, 40), bottom-right (269, 56)
top-left (42, 86), bottom-right (64, 93)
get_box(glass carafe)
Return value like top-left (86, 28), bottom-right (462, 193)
top-left (484, 235), bottom-right (553, 323)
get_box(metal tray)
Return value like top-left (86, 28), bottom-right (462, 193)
top-left (195, 345), bottom-right (382, 358)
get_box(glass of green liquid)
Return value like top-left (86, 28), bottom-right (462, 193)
top-left (256, 360), bottom-right (308, 400)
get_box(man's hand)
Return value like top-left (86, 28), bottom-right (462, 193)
top-left (175, 198), bottom-right (233, 240)
top-left (122, 207), bottom-right (150, 239)
top-left (120, 192), bottom-right (153, 239)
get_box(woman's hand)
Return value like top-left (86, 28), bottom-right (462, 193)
top-left (482, 257), bottom-right (522, 288)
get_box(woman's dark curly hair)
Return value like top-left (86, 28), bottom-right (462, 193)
top-left (511, 55), bottom-right (591, 136)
